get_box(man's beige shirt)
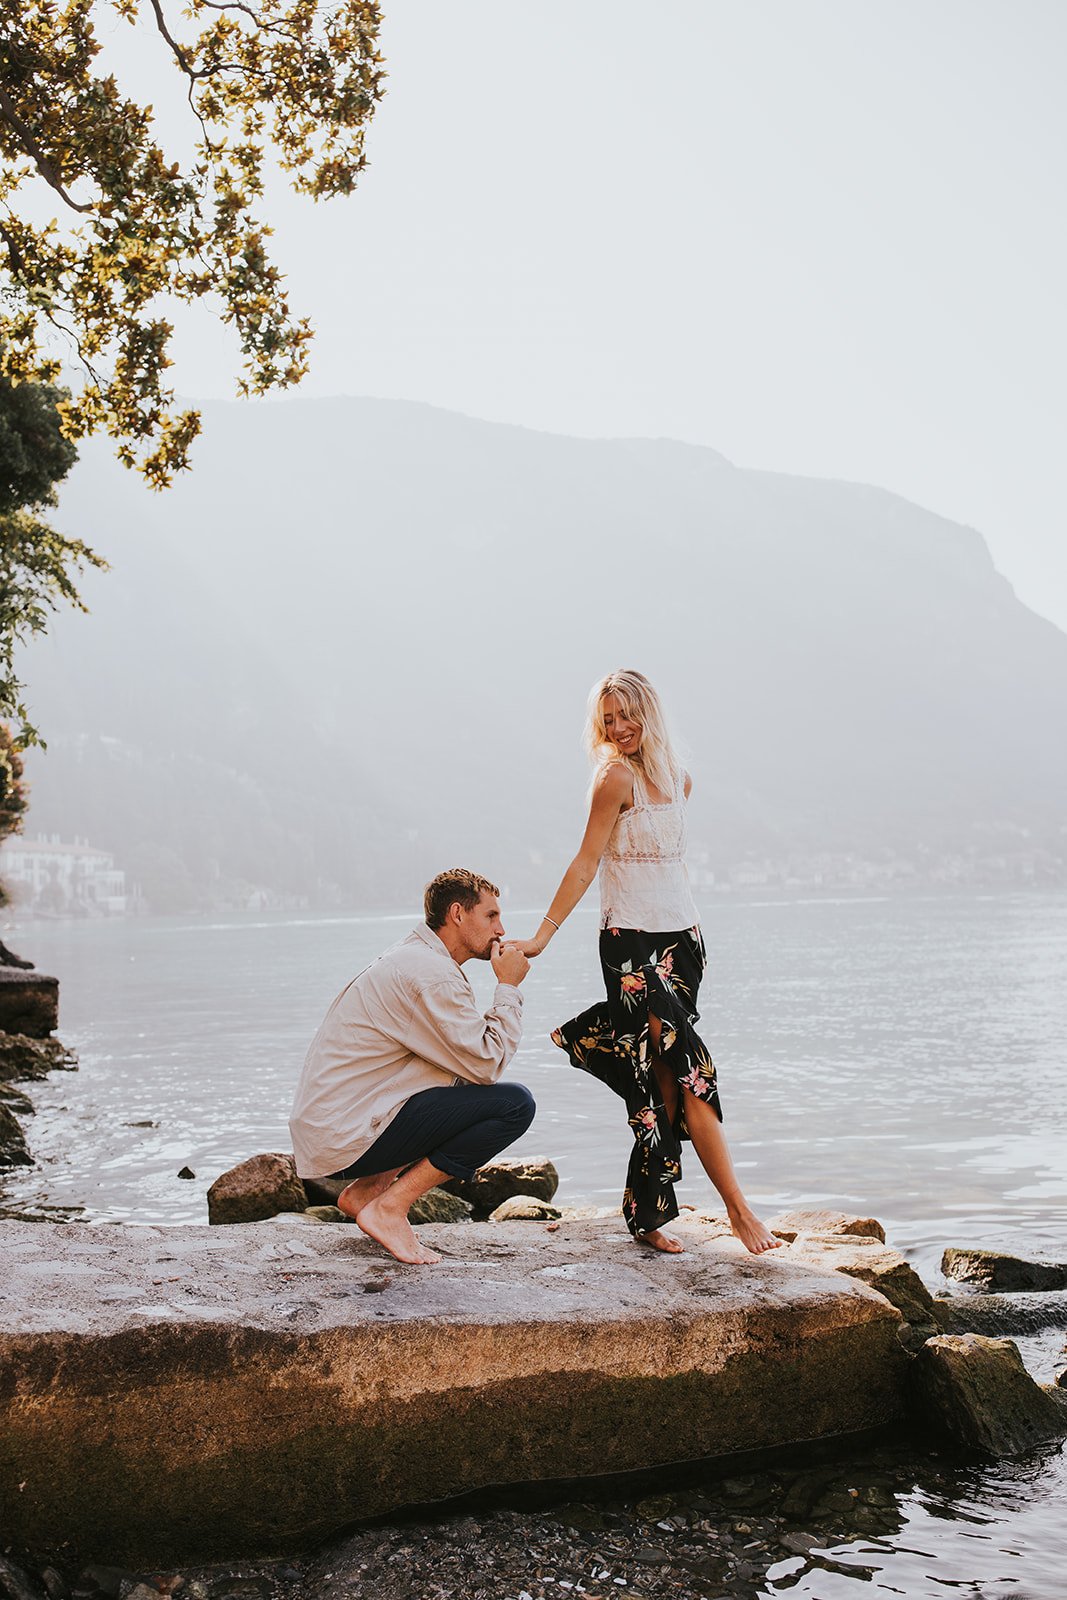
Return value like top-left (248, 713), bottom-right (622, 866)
top-left (289, 923), bottom-right (524, 1178)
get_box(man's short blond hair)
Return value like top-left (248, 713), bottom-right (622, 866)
top-left (424, 868), bottom-right (500, 930)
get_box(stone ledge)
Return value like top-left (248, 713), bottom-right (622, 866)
top-left (0, 970), bottom-right (59, 1039)
top-left (0, 1214), bottom-right (909, 1567)
top-left (779, 1231), bottom-right (939, 1349)
top-left (941, 1246), bottom-right (1067, 1293)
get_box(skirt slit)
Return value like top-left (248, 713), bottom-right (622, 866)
top-left (551, 924), bottom-right (722, 1237)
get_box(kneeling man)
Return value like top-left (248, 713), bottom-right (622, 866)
top-left (289, 868), bottom-right (533, 1265)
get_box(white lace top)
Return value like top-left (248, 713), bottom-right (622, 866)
top-left (598, 763), bottom-right (700, 933)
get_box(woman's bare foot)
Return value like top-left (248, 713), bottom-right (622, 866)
top-left (356, 1194), bottom-right (441, 1265)
top-left (636, 1228), bottom-right (685, 1254)
top-left (728, 1205), bottom-right (783, 1255)
top-left (336, 1170), bottom-right (397, 1221)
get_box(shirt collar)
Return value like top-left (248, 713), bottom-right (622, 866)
top-left (412, 922), bottom-right (459, 965)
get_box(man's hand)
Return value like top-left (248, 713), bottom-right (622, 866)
top-left (491, 940), bottom-right (531, 987)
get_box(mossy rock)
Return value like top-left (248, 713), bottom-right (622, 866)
top-left (0, 1033), bottom-right (77, 1084)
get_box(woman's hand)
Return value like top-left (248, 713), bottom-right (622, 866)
top-left (511, 938), bottom-right (546, 958)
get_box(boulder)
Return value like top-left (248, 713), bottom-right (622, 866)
top-left (932, 1291), bottom-right (1067, 1338)
top-left (408, 1188), bottom-right (473, 1224)
top-left (940, 1247), bottom-right (1067, 1293)
top-left (490, 1195), bottom-right (562, 1222)
top-left (0, 1084), bottom-right (34, 1116)
top-left (0, 1214), bottom-right (909, 1566)
top-left (297, 1189), bottom-right (474, 1225)
top-left (770, 1210), bottom-right (885, 1244)
top-left (206, 1153), bottom-right (307, 1225)
top-left (785, 1232), bottom-right (938, 1350)
top-left (914, 1333), bottom-right (1067, 1454)
top-left (0, 1101), bottom-right (32, 1168)
top-left (0, 1037), bottom-right (76, 1175)
top-left (0, 1033), bottom-right (76, 1084)
top-left (441, 1157), bottom-right (559, 1216)
top-left (0, 970), bottom-right (59, 1038)
top-left (301, 1174), bottom-right (347, 1207)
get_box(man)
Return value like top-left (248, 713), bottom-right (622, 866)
top-left (289, 868), bottom-right (533, 1265)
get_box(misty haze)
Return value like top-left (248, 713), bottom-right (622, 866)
top-left (13, 395), bottom-right (1067, 915)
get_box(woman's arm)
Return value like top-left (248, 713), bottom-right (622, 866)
top-left (516, 763), bottom-right (632, 956)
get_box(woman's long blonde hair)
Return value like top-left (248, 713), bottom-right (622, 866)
top-left (584, 669), bottom-right (682, 799)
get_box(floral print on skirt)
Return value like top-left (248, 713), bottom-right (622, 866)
top-left (551, 925), bottom-right (721, 1238)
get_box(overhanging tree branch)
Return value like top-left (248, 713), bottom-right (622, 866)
top-left (0, 81), bottom-right (93, 214)
top-left (0, 0), bottom-right (385, 484)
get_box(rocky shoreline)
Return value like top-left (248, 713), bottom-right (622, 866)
top-left (0, 1428), bottom-right (1062, 1600)
top-left (0, 969), bottom-right (77, 1184)
top-left (3, 1015), bottom-right (1067, 1595)
top-left (2, 1203), bottom-right (1066, 1582)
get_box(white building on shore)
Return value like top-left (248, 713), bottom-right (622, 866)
top-left (0, 834), bottom-right (128, 916)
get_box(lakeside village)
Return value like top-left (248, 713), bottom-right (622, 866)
top-left (2, 827), bottom-right (1066, 920)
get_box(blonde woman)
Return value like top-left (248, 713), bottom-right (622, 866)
top-left (519, 670), bottom-right (781, 1256)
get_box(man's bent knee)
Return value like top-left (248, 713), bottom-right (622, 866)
top-left (499, 1081), bottom-right (536, 1131)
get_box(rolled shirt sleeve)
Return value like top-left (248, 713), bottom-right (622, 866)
top-left (404, 975), bottom-right (524, 1085)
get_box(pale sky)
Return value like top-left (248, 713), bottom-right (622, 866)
top-left (137, 2), bottom-right (1067, 629)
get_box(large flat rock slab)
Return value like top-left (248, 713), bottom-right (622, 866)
top-left (0, 1215), bottom-right (909, 1567)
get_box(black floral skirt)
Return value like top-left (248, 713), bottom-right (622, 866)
top-left (551, 924), bottom-right (722, 1238)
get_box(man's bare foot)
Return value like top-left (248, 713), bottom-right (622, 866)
top-left (356, 1195), bottom-right (441, 1265)
top-left (636, 1228), bottom-right (685, 1254)
top-left (729, 1206), bottom-right (783, 1255)
top-left (336, 1171), bottom-right (396, 1220)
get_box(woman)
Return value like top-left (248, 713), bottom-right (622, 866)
top-left (519, 670), bottom-right (781, 1255)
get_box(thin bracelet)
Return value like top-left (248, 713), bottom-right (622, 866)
top-left (542, 914), bottom-right (561, 931)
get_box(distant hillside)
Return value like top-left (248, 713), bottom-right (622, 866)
top-left (16, 397), bottom-right (1067, 909)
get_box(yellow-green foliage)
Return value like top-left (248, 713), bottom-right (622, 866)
top-left (0, 0), bottom-right (385, 486)
top-left (0, 365), bottom-right (105, 740)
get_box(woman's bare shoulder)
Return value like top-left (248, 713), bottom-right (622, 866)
top-left (595, 760), bottom-right (634, 799)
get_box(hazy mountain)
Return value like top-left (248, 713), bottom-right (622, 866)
top-left (16, 396), bottom-right (1067, 909)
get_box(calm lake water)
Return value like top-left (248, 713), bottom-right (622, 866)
top-left (4, 891), bottom-right (1066, 1596)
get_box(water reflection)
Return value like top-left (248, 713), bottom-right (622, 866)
top-left (545, 1437), bottom-right (1067, 1598)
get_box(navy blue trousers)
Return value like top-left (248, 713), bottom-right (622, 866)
top-left (326, 1080), bottom-right (535, 1183)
